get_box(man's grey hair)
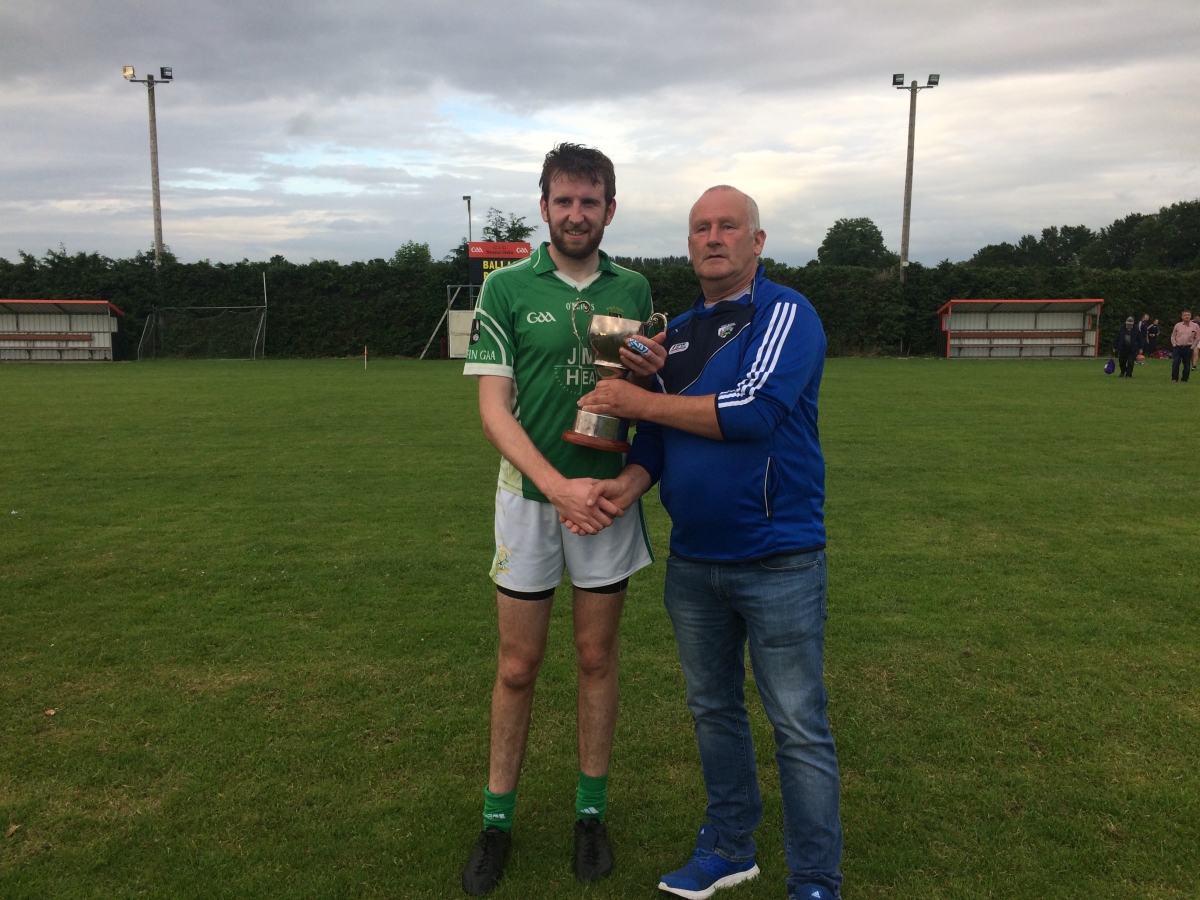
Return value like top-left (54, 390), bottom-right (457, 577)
top-left (697, 185), bottom-right (761, 233)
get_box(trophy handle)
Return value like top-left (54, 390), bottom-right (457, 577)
top-left (646, 312), bottom-right (668, 336)
top-left (571, 299), bottom-right (593, 345)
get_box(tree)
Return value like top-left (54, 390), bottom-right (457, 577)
top-left (971, 225), bottom-right (1094, 267)
top-left (1141, 199), bottom-right (1200, 269)
top-left (1038, 225), bottom-right (1095, 266)
top-left (817, 218), bottom-right (898, 268)
top-left (481, 208), bottom-right (537, 243)
top-left (969, 241), bottom-right (1024, 267)
top-left (970, 200), bottom-right (1200, 270)
top-left (391, 240), bottom-right (433, 269)
top-left (1079, 212), bottom-right (1148, 269)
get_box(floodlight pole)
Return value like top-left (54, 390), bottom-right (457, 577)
top-left (125, 67), bottom-right (172, 268)
top-left (463, 195), bottom-right (472, 243)
top-left (146, 75), bottom-right (164, 268)
top-left (895, 75), bottom-right (937, 284)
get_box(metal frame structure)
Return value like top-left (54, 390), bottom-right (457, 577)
top-left (937, 298), bottom-right (1104, 359)
top-left (137, 271), bottom-right (268, 361)
top-left (138, 305), bottom-right (266, 361)
top-left (420, 284), bottom-right (480, 360)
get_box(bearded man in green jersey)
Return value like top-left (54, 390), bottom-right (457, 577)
top-left (460, 143), bottom-right (666, 895)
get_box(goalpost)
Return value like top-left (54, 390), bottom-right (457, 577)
top-left (138, 273), bottom-right (268, 361)
top-left (138, 306), bottom-right (266, 360)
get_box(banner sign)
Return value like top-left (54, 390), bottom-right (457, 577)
top-left (468, 242), bottom-right (532, 285)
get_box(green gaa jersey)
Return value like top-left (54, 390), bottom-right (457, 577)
top-left (463, 242), bottom-right (653, 503)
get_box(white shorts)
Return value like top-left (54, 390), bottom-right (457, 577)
top-left (490, 487), bottom-right (654, 594)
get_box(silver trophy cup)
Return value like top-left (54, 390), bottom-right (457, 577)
top-left (562, 300), bottom-right (668, 453)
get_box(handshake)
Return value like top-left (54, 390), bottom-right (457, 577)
top-left (551, 467), bottom-right (649, 536)
top-left (551, 332), bottom-right (667, 535)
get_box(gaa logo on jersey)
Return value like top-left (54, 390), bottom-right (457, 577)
top-left (526, 311), bottom-right (556, 324)
top-left (470, 319), bottom-right (481, 344)
top-left (718, 322), bottom-right (735, 339)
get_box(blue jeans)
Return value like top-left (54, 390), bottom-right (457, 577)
top-left (664, 549), bottom-right (843, 900)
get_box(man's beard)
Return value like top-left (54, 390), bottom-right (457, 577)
top-left (549, 217), bottom-right (605, 260)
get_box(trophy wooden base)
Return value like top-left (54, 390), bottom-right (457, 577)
top-left (561, 430), bottom-right (631, 453)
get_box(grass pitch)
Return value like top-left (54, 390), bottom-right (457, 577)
top-left (1, 357), bottom-right (1198, 899)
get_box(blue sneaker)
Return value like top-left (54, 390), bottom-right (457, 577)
top-left (794, 886), bottom-right (835, 900)
top-left (658, 825), bottom-right (759, 899)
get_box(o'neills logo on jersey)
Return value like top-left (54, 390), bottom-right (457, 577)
top-left (554, 344), bottom-right (596, 393)
top-left (526, 311), bottom-right (556, 324)
top-left (669, 341), bottom-right (689, 354)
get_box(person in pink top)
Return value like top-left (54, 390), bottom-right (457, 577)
top-left (1169, 311), bottom-right (1199, 382)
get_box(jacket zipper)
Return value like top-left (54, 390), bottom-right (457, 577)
top-left (763, 457), bottom-right (774, 519)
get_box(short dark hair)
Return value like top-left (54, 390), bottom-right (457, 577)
top-left (540, 143), bottom-right (615, 206)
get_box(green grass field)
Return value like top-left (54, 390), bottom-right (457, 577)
top-left (2, 357), bottom-right (1198, 899)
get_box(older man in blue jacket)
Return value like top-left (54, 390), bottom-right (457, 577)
top-left (577, 185), bottom-right (843, 900)
top-left (1112, 316), bottom-right (1143, 378)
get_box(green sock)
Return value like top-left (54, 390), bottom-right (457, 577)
top-left (482, 785), bottom-right (516, 833)
top-left (575, 771), bottom-right (608, 822)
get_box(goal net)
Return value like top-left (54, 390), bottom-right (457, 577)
top-left (138, 306), bottom-right (266, 360)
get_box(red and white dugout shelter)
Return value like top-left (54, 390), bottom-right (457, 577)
top-left (937, 299), bottom-right (1104, 359)
top-left (0, 299), bottom-right (125, 362)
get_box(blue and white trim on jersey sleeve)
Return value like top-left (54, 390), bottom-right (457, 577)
top-left (716, 300), bottom-right (797, 409)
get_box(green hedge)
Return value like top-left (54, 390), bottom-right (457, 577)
top-left (3, 247), bottom-right (1199, 359)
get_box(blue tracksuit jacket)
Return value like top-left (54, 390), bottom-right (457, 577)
top-left (627, 267), bottom-right (827, 563)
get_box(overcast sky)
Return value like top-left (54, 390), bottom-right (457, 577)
top-left (2, 1), bottom-right (1198, 266)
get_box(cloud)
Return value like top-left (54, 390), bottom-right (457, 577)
top-left (1, 0), bottom-right (1198, 264)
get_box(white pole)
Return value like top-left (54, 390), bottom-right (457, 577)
top-left (262, 271), bottom-right (268, 358)
top-left (419, 285), bottom-right (462, 360)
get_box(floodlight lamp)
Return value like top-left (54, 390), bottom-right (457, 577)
top-left (892, 73), bottom-right (904, 86)
top-left (462, 195), bottom-right (471, 201)
top-left (160, 66), bottom-right (173, 81)
top-left (123, 66), bottom-right (135, 79)
top-left (927, 73), bottom-right (939, 86)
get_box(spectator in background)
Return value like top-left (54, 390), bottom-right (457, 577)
top-left (1136, 314), bottom-right (1150, 364)
top-left (1169, 311), bottom-right (1199, 383)
top-left (1146, 319), bottom-right (1161, 357)
top-left (1113, 317), bottom-right (1143, 378)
